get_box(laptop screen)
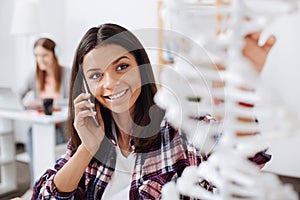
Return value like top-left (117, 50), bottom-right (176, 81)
top-left (0, 87), bottom-right (24, 111)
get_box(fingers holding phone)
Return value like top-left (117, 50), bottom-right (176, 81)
top-left (82, 78), bottom-right (100, 127)
top-left (73, 92), bottom-right (104, 155)
top-left (73, 93), bottom-right (96, 127)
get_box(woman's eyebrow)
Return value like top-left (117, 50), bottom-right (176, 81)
top-left (86, 67), bottom-right (101, 73)
top-left (85, 55), bottom-right (130, 73)
top-left (112, 55), bottom-right (130, 65)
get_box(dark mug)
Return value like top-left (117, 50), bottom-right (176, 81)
top-left (43, 98), bottom-right (54, 115)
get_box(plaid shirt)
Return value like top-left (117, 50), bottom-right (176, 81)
top-left (32, 120), bottom-right (270, 200)
top-left (32, 122), bottom-right (202, 200)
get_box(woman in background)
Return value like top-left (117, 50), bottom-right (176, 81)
top-left (20, 37), bottom-right (70, 143)
top-left (20, 37), bottom-right (70, 110)
top-left (19, 37), bottom-right (70, 186)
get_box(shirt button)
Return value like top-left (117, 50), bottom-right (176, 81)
top-left (96, 185), bottom-right (102, 190)
top-left (111, 139), bottom-right (116, 145)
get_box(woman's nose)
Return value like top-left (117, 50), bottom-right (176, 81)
top-left (36, 56), bottom-right (42, 63)
top-left (100, 71), bottom-right (117, 90)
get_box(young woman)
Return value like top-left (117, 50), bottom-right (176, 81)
top-left (20, 37), bottom-right (70, 109)
top-left (19, 38), bottom-right (70, 186)
top-left (32, 24), bottom-right (272, 199)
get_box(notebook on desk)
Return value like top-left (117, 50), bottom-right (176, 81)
top-left (0, 87), bottom-right (25, 111)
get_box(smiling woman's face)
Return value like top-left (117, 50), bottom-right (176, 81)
top-left (34, 46), bottom-right (55, 71)
top-left (82, 44), bottom-right (142, 113)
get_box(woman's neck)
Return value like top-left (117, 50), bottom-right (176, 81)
top-left (45, 67), bottom-right (54, 76)
top-left (113, 112), bottom-right (134, 155)
top-left (113, 111), bottom-right (133, 135)
top-left (117, 131), bottom-right (132, 156)
top-left (43, 62), bottom-right (57, 76)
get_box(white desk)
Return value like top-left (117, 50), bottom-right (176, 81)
top-left (0, 108), bottom-right (68, 184)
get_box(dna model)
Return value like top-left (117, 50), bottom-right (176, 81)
top-left (154, 0), bottom-right (300, 199)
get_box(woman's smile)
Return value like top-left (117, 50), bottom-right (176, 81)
top-left (104, 88), bottom-right (129, 101)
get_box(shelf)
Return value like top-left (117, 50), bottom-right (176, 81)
top-left (15, 142), bottom-right (67, 164)
top-left (0, 184), bottom-right (18, 196)
top-left (0, 157), bottom-right (15, 165)
top-left (16, 152), bottom-right (30, 163)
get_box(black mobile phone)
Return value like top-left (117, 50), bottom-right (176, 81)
top-left (82, 78), bottom-right (100, 127)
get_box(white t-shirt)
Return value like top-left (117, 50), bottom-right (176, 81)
top-left (101, 146), bottom-right (136, 200)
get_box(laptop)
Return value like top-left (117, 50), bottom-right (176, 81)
top-left (0, 87), bottom-right (25, 111)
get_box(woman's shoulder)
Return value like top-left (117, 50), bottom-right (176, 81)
top-left (140, 121), bottom-right (193, 175)
top-left (159, 120), bottom-right (184, 140)
top-left (159, 119), bottom-right (202, 153)
top-left (157, 120), bottom-right (189, 150)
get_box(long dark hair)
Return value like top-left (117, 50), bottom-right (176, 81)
top-left (68, 23), bottom-right (165, 153)
top-left (34, 38), bottom-right (62, 93)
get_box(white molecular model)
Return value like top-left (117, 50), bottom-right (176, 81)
top-left (154, 0), bottom-right (300, 199)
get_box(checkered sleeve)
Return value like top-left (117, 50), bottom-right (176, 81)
top-left (31, 141), bottom-right (77, 200)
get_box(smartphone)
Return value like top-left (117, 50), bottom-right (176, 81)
top-left (82, 78), bottom-right (100, 127)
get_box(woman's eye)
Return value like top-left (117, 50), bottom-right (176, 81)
top-left (89, 72), bottom-right (103, 80)
top-left (116, 64), bottom-right (129, 71)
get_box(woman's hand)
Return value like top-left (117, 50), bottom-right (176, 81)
top-left (25, 100), bottom-right (43, 110)
top-left (243, 32), bottom-right (276, 74)
top-left (73, 93), bottom-right (105, 155)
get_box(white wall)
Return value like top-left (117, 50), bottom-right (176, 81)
top-left (260, 10), bottom-right (300, 177)
top-left (261, 11), bottom-right (300, 117)
top-left (0, 0), bottom-right (16, 87)
top-left (62, 0), bottom-right (159, 71)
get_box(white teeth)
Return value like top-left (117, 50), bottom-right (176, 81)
top-left (109, 90), bottom-right (127, 100)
